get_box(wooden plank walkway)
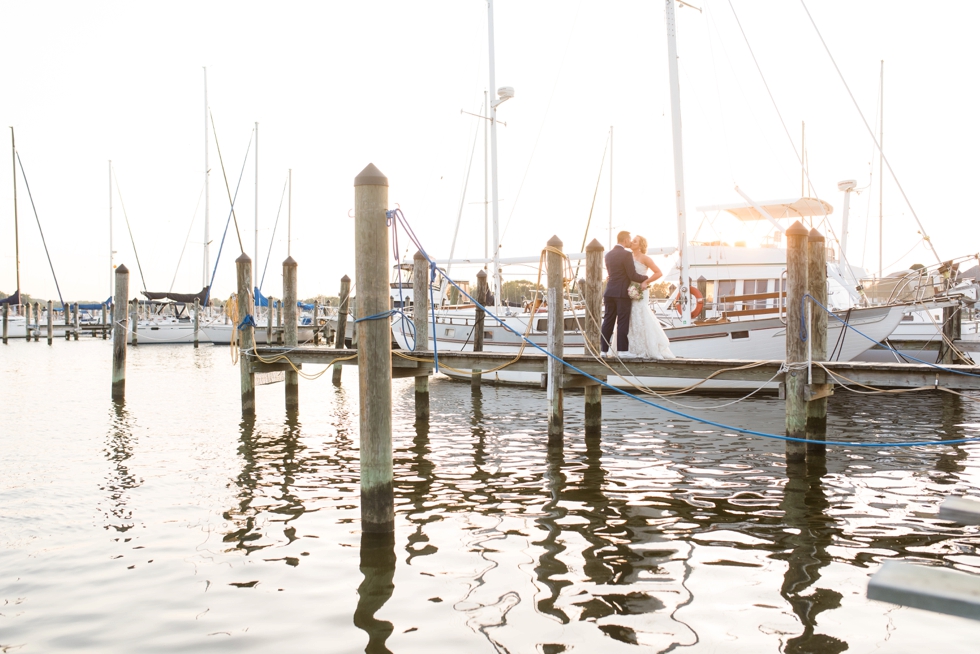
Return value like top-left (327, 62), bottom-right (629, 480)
top-left (251, 347), bottom-right (980, 390)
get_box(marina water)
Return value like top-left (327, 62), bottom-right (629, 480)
top-left (2, 341), bottom-right (979, 652)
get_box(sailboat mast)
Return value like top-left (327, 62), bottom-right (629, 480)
top-left (287, 168), bottom-right (292, 257)
top-left (665, 0), bottom-right (692, 325)
top-left (878, 60), bottom-right (884, 279)
top-left (203, 67), bottom-right (210, 289)
top-left (255, 121), bottom-right (260, 294)
top-left (487, 0), bottom-right (502, 311)
top-left (484, 89), bottom-right (489, 261)
top-left (109, 160), bottom-right (113, 298)
top-left (10, 127), bottom-right (20, 308)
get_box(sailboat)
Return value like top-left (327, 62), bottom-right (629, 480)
top-left (2, 128), bottom-right (33, 338)
top-left (389, 0), bottom-right (908, 390)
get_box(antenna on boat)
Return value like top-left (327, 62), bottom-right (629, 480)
top-left (287, 168), bottom-right (292, 257)
top-left (609, 125), bottom-right (613, 250)
top-left (665, 0), bottom-right (692, 325)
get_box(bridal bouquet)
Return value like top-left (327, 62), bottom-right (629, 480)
top-left (628, 282), bottom-right (642, 301)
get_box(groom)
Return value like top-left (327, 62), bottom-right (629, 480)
top-left (601, 230), bottom-right (649, 357)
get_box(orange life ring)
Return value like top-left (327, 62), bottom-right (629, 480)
top-left (675, 287), bottom-right (704, 319)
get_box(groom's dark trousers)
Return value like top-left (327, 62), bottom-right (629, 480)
top-left (601, 244), bottom-right (649, 353)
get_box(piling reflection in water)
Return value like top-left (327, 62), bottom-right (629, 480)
top-left (102, 400), bottom-right (141, 534)
top-left (206, 377), bottom-right (980, 650)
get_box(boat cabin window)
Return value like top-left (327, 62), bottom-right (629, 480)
top-left (743, 279), bottom-right (769, 307)
top-left (484, 330), bottom-right (493, 340)
top-left (718, 280), bottom-right (736, 310)
top-left (444, 328), bottom-right (455, 337)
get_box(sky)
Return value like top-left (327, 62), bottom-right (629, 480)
top-left (1, 0), bottom-right (978, 303)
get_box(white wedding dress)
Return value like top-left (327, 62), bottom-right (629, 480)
top-left (615, 259), bottom-right (675, 359)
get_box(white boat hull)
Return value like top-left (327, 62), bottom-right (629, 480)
top-left (392, 304), bottom-right (908, 390)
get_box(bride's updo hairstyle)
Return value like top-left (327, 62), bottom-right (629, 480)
top-left (635, 235), bottom-right (648, 253)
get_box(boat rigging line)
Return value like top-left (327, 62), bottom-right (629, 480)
top-left (110, 165), bottom-right (149, 292)
top-left (797, 0), bottom-right (940, 265)
top-left (259, 176), bottom-right (289, 294)
top-left (203, 126), bottom-right (253, 306)
top-left (14, 151), bottom-right (65, 311)
top-left (169, 182), bottom-right (206, 294)
top-left (209, 110), bottom-right (246, 254)
top-left (572, 133), bottom-right (610, 287)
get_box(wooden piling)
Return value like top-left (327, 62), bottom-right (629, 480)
top-left (313, 301), bottom-right (320, 345)
top-left (546, 235), bottom-right (564, 443)
top-left (236, 254), bottom-right (256, 416)
top-left (129, 300), bottom-right (138, 346)
top-left (785, 222), bottom-right (809, 463)
top-left (332, 275), bottom-right (351, 384)
top-left (413, 251), bottom-right (430, 421)
top-left (72, 303), bottom-right (79, 340)
top-left (283, 256), bottom-right (299, 410)
top-left (2, 303), bottom-right (8, 344)
top-left (471, 269), bottom-right (488, 392)
top-left (355, 163), bottom-right (394, 534)
top-left (276, 300), bottom-right (283, 344)
top-left (806, 228), bottom-right (828, 455)
top-left (266, 297), bottom-right (274, 345)
top-left (46, 300), bottom-right (53, 345)
top-left (584, 238), bottom-right (604, 436)
top-left (101, 303), bottom-right (108, 340)
top-left (63, 302), bottom-right (69, 326)
top-left (111, 265), bottom-right (129, 401)
top-left (193, 298), bottom-right (200, 349)
top-left (33, 303), bottom-right (40, 342)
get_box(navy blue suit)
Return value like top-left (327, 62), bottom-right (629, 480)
top-left (601, 244), bottom-right (648, 352)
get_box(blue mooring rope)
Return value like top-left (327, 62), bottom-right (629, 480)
top-left (384, 209), bottom-right (980, 449)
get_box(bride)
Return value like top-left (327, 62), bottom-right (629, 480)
top-left (626, 234), bottom-right (675, 359)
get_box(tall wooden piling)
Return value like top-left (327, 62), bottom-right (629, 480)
top-left (584, 239), bottom-right (604, 436)
top-left (111, 265), bottom-right (129, 401)
top-left (313, 301), bottom-right (320, 345)
top-left (129, 300), bottom-right (138, 346)
top-left (332, 275), bottom-right (351, 384)
top-left (283, 256), bottom-right (299, 410)
top-left (33, 303), bottom-right (40, 342)
top-left (355, 163), bottom-right (394, 534)
top-left (785, 222), bottom-right (809, 463)
top-left (236, 254), bottom-right (256, 416)
top-left (471, 269), bottom-right (488, 392)
top-left (546, 235), bottom-right (565, 443)
top-left (63, 302), bottom-right (69, 326)
top-left (413, 251), bottom-right (430, 421)
top-left (46, 300), bottom-right (53, 345)
top-left (72, 303), bottom-right (79, 340)
top-left (193, 298), bottom-right (200, 349)
top-left (2, 303), bottom-right (8, 344)
top-left (806, 228), bottom-right (828, 455)
top-left (101, 303), bottom-right (108, 340)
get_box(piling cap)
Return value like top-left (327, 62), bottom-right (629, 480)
top-left (354, 163), bottom-right (388, 187)
top-left (413, 250), bottom-right (426, 261)
top-left (283, 256), bottom-right (297, 267)
top-left (786, 221), bottom-right (809, 237)
top-left (476, 269), bottom-right (487, 279)
top-left (585, 238), bottom-right (604, 252)
top-left (235, 252), bottom-right (252, 263)
top-left (115, 263), bottom-right (129, 274)
top-left (547, 235), bottom-right (563, 248)
top-left (341, 274), bottom-right (350, 282)
top-left (808, 228), bottom-right (825, 243)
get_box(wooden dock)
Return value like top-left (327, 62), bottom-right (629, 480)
top-left (251, 347), bottom-right (980, 391)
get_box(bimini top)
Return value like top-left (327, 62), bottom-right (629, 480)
top-left (696, 197), bottom-right (834, 221)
